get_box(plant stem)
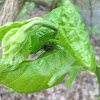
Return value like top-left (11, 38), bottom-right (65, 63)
top-left (95, 65), bottom-right (100, 99)
top-left (29, 19), bottom-right (58, 33)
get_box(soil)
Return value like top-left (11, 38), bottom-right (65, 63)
top-left (0, 8), bottom-right (100, 100)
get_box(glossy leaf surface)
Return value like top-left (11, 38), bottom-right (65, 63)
top-left (0, 49), bottom-right (83, 93)
top-left (58, 0), bottom-right (96, 71)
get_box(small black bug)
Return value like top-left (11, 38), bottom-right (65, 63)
top-left (42, 45), bottom-right (53, 51)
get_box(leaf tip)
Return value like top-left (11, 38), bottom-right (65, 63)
top-left (86, 69), bottom-right (95, 75)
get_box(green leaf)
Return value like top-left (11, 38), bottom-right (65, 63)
top-left (45, 6), bottom-right (62, 25)
top-left (58, 0), bottom-right (96, 71)
top-left (65, 70), bottom-right (78, 89)
top-left (30, 27), bottom-right (56, 54)
top-left (0, 14), bottom-right (59, 72)
top-left (0, 49), bottom-right (84, 93)
top-left (30, 7), bottom-right (62, 54)
top-left (0, 18), bottom-right (38, 42)
top-left (48, 60), bottom-right (84, 87)
top-left (0, 0), bottom-right (93, 93)
top-left (0, 19), bottom-right (42, 72)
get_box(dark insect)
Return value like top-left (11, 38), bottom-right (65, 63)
top-left (42, 45), bottom-right (53, 51)
top-left (40, 32), bottom-right (55, 52)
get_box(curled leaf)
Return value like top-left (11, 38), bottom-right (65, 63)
top-left (0, 18), bottom-right (40, 41)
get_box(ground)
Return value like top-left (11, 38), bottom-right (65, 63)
top-left (0, 8), bottom-right (100, 100)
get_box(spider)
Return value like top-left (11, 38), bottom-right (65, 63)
top-left (42, 44), bottom-right (53, 51)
